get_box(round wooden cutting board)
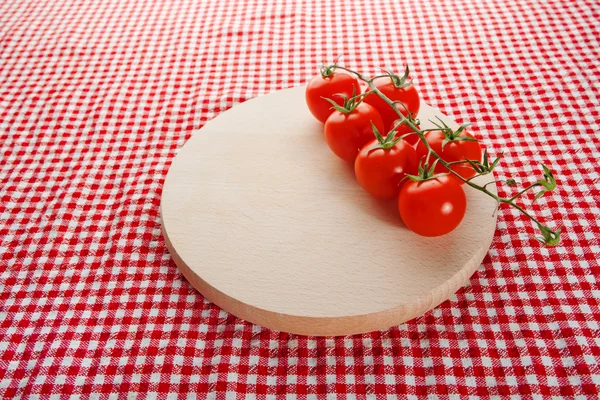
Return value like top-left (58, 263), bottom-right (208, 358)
top-left (161, 86), bottom-right (498, 336)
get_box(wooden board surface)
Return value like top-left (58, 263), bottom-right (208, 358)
top-left (161, 86), bottom-right (498, 336)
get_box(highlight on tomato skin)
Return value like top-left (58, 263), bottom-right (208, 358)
top-left (398, 175), bottom-right (467, 237)
top-left (305, 72), bottom-right (361, 123)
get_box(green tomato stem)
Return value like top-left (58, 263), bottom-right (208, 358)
top-left (509, 183), bottom-right (541, 202)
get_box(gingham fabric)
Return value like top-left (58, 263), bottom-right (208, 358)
top-left (1, 0), bottom-right (599, 397)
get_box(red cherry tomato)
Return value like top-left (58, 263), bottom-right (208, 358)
top-left (392, 118), bottom-right (421, 147)
top-left (398, 175), bottom-right (467, 237)
top-left (354, 139), bottom-right (418, 200)
top-left (305, 72), bottom-right (361, 123)
top-left (415, 130), bottom-right (482, 181)
top-left (363, 75), bottom-right (420, 131)
top-left (324, 103), bottom-right (384, 162)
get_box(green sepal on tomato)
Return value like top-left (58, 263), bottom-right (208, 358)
top-left (323, 96), bottom-right (385, 162)
top-left (391, 114), bottom-right (421, 147)
top-left (415, 121), bottom-right (482, 182)
top-left (354, 123), bottom-right (418, 200)
top-left (306, 65), bottom-right (361, 123)
top-left (363, 66), bottom-right (420, 131)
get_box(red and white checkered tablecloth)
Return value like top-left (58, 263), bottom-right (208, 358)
top-left (1, 0), bottom-right (599, 397)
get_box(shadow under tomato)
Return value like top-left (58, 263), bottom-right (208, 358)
top-left (335, 159), bottom-right (407, 229)
top-left (361, 196), bottom-right (406, 228)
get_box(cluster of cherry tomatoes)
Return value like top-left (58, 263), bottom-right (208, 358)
top-left (305, 65), bottom-right (483, 237)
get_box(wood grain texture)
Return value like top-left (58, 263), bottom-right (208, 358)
top-left (161, 86), bottom-right (498, 336)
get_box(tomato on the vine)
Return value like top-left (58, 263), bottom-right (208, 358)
top-left (415, 123), bottom-right (482, 181)
top-left (354, 125), bottom-right (418, 200)
top-left (391, 116), bottom-right (421, 147)
top-left (363, 67), bottom-right (420, 131)
top-left (306, 66), bottom-right (361, 123)
top-left (398, 175), bottom-right (466, 237)
top-left (324, 100), bottom-right (384, 162)
top-left (302, 61), bottom-right (561, 246)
